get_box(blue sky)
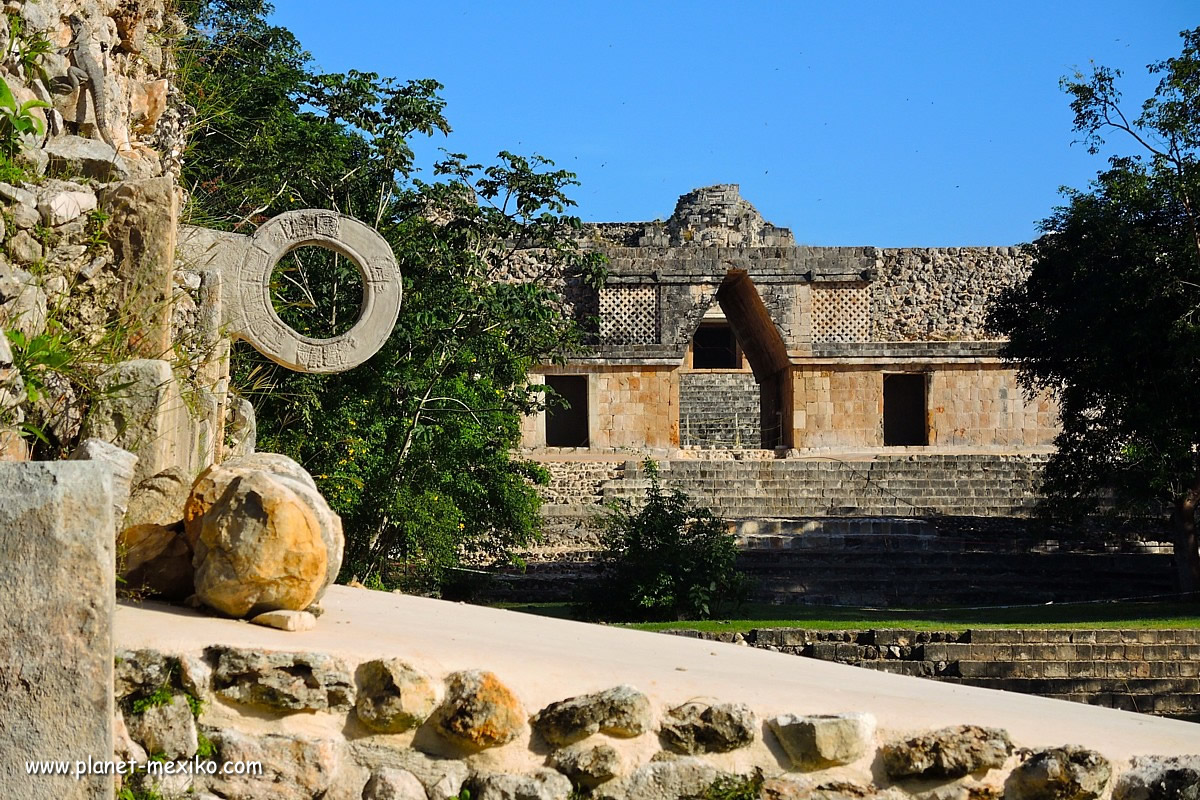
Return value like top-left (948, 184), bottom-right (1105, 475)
top-left (269, 2), bottom-right (1196, 247)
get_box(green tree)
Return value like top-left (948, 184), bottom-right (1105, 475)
top-left (178, 1), bottom-right (605, 590)
top-left (988, 27), bottom-right (1200, 593)
top-left (591, 460), bottom-right (749, 621)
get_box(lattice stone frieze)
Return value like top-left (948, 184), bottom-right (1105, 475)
top-left (599, 285), bottom-right (659, 344)
top-left (811, 282), bottom-right (870, 343)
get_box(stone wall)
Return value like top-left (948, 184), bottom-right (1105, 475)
top-left (870, 247), bottom-right (1031, 342)
top-left (679, 372), bottom-right (760, 448)
top-left (665, 627), bottom-right (1200, 722)
top-left (108, 588), bottom-right (1200, 800)
top-left (0, 0), bottom-right (226, 468)
top-left (522, 366), bottom-right (679, 451)
top-left (499, 454), bottom-right (1178, 606)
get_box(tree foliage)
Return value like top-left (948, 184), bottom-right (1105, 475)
top-left (590, 460), bottom-right (749, 621)
top-left (988, 27), bottom-right (1200, 592)
top-left (178, 1), bottom-right (605, 591)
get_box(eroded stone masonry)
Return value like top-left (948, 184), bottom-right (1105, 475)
top-left (509, 185), bottom-right (1175, 605)
top-left (522, 184), bottom-right (1053, 455)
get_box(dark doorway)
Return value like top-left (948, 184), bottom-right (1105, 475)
top-left (546, 375), bottom-right (589, 447)
top-left (883, 374), bottom-right (927, 446)
top-left (692, 323), bottom-right (740, 369)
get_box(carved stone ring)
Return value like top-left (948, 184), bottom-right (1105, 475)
top-left (228, 210), bottom-right (403, 374)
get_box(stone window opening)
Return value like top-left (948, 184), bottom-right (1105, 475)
top-left (690, 322), bottom-right (743, 370)
top-left (883, 373), bottom-right (929, 447)
top-left (545, 375), bottom-right (590, 447)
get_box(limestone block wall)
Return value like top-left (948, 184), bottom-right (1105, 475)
top-left (791, 366), bottom-right (883, 449)
top-left (607, 455), bottom-right (1049, 518)
top-left (0, 0), bottom-right (229, 468)
top-left (928, 366), bottom-right (1059, 448)
top-left (871, 247), bottom-right (1032, 342)
top-left (789, 364), bottom-right (1058, 451)
top-left (522, 365), bottom-right (678, 451)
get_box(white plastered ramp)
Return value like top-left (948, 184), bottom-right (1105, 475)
top-left (116, 585), bottom-right (1198, 761)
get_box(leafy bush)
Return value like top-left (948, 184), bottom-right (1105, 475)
top-left (590, 459), bottom-right (749, 621)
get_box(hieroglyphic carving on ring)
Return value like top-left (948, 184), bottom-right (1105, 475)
top-left (227, 210), bottom-right (402, 374)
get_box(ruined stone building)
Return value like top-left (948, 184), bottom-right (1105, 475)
top-left (521, 184), bottom-right (1058, 457)
top-left (510, 186), bottom-right (1175, 606)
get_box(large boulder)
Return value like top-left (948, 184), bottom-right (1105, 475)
top-left (186, 466), bottom-right (328, 617)
top-left (186, 453), bottom-right (343, 607)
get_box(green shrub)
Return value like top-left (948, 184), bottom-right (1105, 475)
top-left (589, 459), bottom-right (749, 621)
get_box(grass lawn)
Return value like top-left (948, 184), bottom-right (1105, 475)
top-left (494, 600), bottom-right (1200, 632)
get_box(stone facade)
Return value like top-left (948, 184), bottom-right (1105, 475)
top-left (521, 185), bottom-right (1058, 458)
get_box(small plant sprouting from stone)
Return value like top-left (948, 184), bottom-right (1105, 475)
top-left (0, 75), bottom-right (48, 158)
top-left (129, 685), bottom-right (174, 716)
top-left (5, 12), bottom-right (54, 85)
top-left (703, 769), bottom-right (764, 800)
top-left (117, 783), bottom-right (166, 800)
top-left (85, 208), bottom-right (111, 254)
top-left (195, 730), bottom-right (217, 761)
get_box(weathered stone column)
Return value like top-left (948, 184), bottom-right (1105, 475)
top-left (0, 462), bottom-right (114, 799)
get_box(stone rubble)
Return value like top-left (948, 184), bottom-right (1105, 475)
top-left (659, 701), bottom-right (756, 754)
top-left (881, 725), bottom-right (1013, 779)
top-left (769, 711), bottom-right (876, 769)
top-left (433, 669), bottom-right (526, 751)
top-left (209, 646), bottom-right (356, 712)
top-left (531, 684), bottom-right (653, 746)
top-left (102, 643), bottom-right (1191, 800)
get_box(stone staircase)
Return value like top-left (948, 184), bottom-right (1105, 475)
top-left (605, 455), bottom-right (1050, 518)
top-left (667, 627), bottom-right (1200, 720)
top-left (505, 455), bottom-right (1174, 607)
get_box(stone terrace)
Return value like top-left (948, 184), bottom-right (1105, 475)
top-left (665, 628), bottom-right (1200, 721)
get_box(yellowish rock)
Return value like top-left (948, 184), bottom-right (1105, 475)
top-left (118, 522), bottom-right (193, 600)
top-left (189, 469), bottom-right (327, 618)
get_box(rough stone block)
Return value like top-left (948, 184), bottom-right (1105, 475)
top-left (0, 462), bottom-right (114, 799)
top-left (768, 712), bottom-right (875, 768)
